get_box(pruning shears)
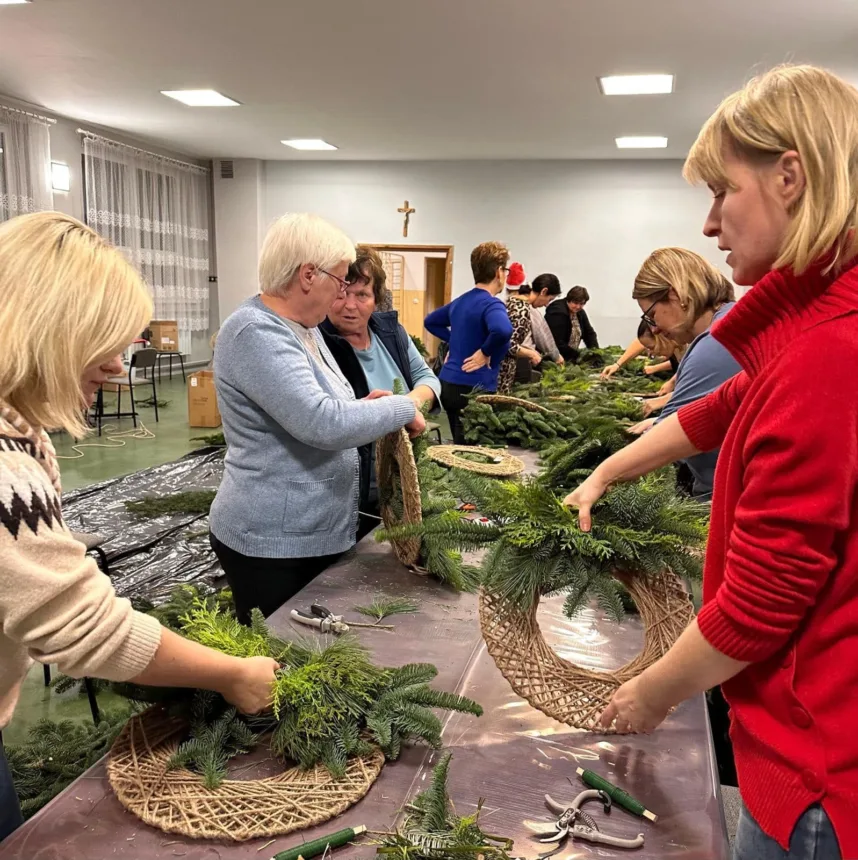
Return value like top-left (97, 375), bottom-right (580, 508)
top-left (290, 603), bottom-right (349, 635)
top-left (527, 791), bottom-right (645, 852)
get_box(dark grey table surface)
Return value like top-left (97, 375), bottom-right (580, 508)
top-left (0, 450), bottom-right (728, 860)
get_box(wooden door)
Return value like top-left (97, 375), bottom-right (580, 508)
top-left (423, 257), bottom-right (447, 358)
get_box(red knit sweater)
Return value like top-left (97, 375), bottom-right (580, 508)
top-left (678, 261), bottom-right (858, 854)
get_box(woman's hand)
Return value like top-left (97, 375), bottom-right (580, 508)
top-left (563, 472), bottom-right (610, 532)
top-left (643, 364), bottom-right (659, 376)
top-left (524, 348), bottom-right (542, 367)
top-left (221, 656), bottom-right (280, 715)
top-left (658, 378), bottom-right (676, 396)
top-left (601, 362), bottom-right (620, 379)
top-left (628, 417), bottom-right (657, 436)
top-left (556, 355), bottom-right (565, 366)
top-left (406, 410), bottom-right (427, 439)
top-left (462, 349), bottom-right (490, 373)
top-left (641, 396), bottom-right (668, 418)
top-left (600, 674), bottom-right (671, 734)
top-left (364, 389), bottom-right (392, 401)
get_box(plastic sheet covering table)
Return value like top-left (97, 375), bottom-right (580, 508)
top-left (61, 447), bottom-right (226, 603)
top-left (0, 449), bottom-right (728, 860)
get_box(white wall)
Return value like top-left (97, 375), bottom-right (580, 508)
top-left (397, 250), bottom-right (447, 292)
top-left (212, 159), bottom-right (267, 322)
top-left (260, 160), bottom-right (733, 346)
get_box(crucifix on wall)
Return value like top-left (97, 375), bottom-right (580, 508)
top-left (397, 200), bottom-right (416, 237)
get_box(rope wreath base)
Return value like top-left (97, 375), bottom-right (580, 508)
top-left (479, 569), bottom-right (694, 732)
top-left (107, 708), bottom-right (385, 841)
top-left (376, 428), bottom-right (423, 566)
top-left (475, 394), bottom-right (554, 414)
top-left (427, 445), bottom-right (525, 478)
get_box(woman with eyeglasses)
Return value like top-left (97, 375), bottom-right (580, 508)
top-left (618, 247), bottom-right (739, 499)
top-left (209, 214), bottom-right (425, 625)
top-left (424, 241), bottom-right (514, 444)
top-left (320, 245), bottom-right (441, 540)
top-left (566, 65), bottom-right (858, 860)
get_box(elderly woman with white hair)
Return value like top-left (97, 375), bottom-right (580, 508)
top-left (209, 214), bottom-right (424, 624)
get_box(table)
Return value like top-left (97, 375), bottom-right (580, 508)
top-left (0, 451), bottom-right (728, 860)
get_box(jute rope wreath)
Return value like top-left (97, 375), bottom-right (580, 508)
top-left (475, 394), bottom-right (554, 414)
top-left (478, 570), bottom-right (695, 732)
top-left (376, 427), bottom-right (423, 566)
top-left (107, 707), bottom-right (385, 841)
top-left (427, 445), bottom-right (525, 478)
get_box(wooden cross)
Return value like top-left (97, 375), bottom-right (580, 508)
top-left (397, 200), bottom-right (416, 237)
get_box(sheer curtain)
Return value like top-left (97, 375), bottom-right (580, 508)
top-left (0, 106), bottom-right (53, 221)
top-left (83, 135), bottom-right (210, 355)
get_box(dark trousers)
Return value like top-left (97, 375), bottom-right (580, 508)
top-left (209, 533), bottom-right (341, 625)
top-left (440, 381), bottom-right (475, 445)
top-left (0, 741), bottom-right (23, 843)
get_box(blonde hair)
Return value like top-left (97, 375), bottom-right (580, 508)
top-left (259, 213), bottom-right (356, 297)
top-left (633, 248), bottom-right (735, 332)
top-left (0, 212), bottom-right (152, 438)
top-left (684, 64), bottom-right (858, 274)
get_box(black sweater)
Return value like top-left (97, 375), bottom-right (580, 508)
top-left (544, 300), bottom-right (600, 361)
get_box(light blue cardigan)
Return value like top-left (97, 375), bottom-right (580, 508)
top-left (210, 296), bottom-right (416, 558)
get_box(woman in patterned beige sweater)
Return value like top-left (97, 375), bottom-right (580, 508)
top-left (0, 213), bottom-right (279, 842)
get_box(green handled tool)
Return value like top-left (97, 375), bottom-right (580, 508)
top-left (271, 824), bottom-right (367, 860)
top-left (576, 768), bottom-right (658, 823)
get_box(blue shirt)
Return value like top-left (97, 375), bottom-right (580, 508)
top-left (656, 302), bottom-right (742, 499)
top-left (424, 287), bottom-right (513, 391)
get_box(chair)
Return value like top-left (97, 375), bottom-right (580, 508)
top-left (43, 531), bottom-right (111, 725)
top-left (100, 348), bottom-right (160, 428)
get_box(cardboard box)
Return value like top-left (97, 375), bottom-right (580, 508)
top-left (188, 370), bottom-right (221, 428)
top-left (149, 320), bottom-right (179, 353)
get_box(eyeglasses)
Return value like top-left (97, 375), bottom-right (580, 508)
top-left (640, 298), bottom-right (662, 329)
top-left (334, 288), bottom-right (375, 305)
top-left (318, 268), bottom-right (351, 293)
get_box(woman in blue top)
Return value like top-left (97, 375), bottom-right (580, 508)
top-left (424, 241), bottom-right (514, 444)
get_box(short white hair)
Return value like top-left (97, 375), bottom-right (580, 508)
top-left (259, 213), bottom-right (356, 297)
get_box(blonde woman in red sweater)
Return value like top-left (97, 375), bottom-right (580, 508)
top-left (565, 65), bottom-right (858, 860)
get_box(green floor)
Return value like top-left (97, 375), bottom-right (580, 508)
top-left (5, 372), bottom-right (219, 747)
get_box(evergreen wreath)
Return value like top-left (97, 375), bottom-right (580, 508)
top-left (105, 599), bottom-right (483, 840)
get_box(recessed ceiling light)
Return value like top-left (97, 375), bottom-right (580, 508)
top-left (616, 136), bottom-right (669, 149)
top-left (281, 139), bottom-right (338, 151)
top-left (599, 74), bottom-right (674, 96)
top-left (161, 90), bottom-right (240, 107)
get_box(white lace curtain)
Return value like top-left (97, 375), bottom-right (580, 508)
top-left (0, 106), bottom-right (53, 221)
top-left (83, 135), bottom-right (210, 355)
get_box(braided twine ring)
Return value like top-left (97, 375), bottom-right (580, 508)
top-left (107, 707), bottom-right (384, 841)
top-left (427, 445), bottom-right (525, 478)
top-left (478, 570), bottom-right (695, 732)
top-left (376, 427), bottom-right (423, 566)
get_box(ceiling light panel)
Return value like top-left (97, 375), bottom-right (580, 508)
top-left (0, 1), bottom-right (32, 5)
top-left (599, 74), bottom-right (674, 95)
top-left (615, 136), bottom-right (669, 149)
top-left (161, 90), bottom-right (240, 107)
top-left (282, 139), bottom-right (338, 151)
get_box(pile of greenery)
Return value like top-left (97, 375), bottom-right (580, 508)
top-left (124, 490), bottom-right (216, 518)
top-left (192, 431), bottom-right (226, 447)
top-left (373, 752), bottom-right (515, 859)
top-left (6, 711), bottom-right (131, 818)
top-left (461, 400), bottom-right (580, 450)
top-left (380, 470), bottom-right (707, 622)
top-left (410, 335), bottom-right (430, 359)
top-left (114, 600), bottom-right (482, 787)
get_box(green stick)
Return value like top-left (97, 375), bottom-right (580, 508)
top-left (576, 768), bottom-right (658, 822)
top-left (271, 825), bottom-right (367, 860)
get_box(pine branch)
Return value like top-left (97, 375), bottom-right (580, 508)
top-left (354, 597), bottom-right (419, 623)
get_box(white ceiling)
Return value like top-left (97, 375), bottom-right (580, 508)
top-left (1, 0), bottom-right (857, 161)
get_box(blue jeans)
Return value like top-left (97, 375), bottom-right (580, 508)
top-left (734, 803), bottom-right (841, 860)
top-left (0, 742), bottom-right (23, 843)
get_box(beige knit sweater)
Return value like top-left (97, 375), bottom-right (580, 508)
top-left (0, 402), bottom-right (162, 729)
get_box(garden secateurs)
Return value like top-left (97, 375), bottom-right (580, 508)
top-left (528, 790), bottom-right (645, 852)
top-left (290, 603), bottom-right (349, 635)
